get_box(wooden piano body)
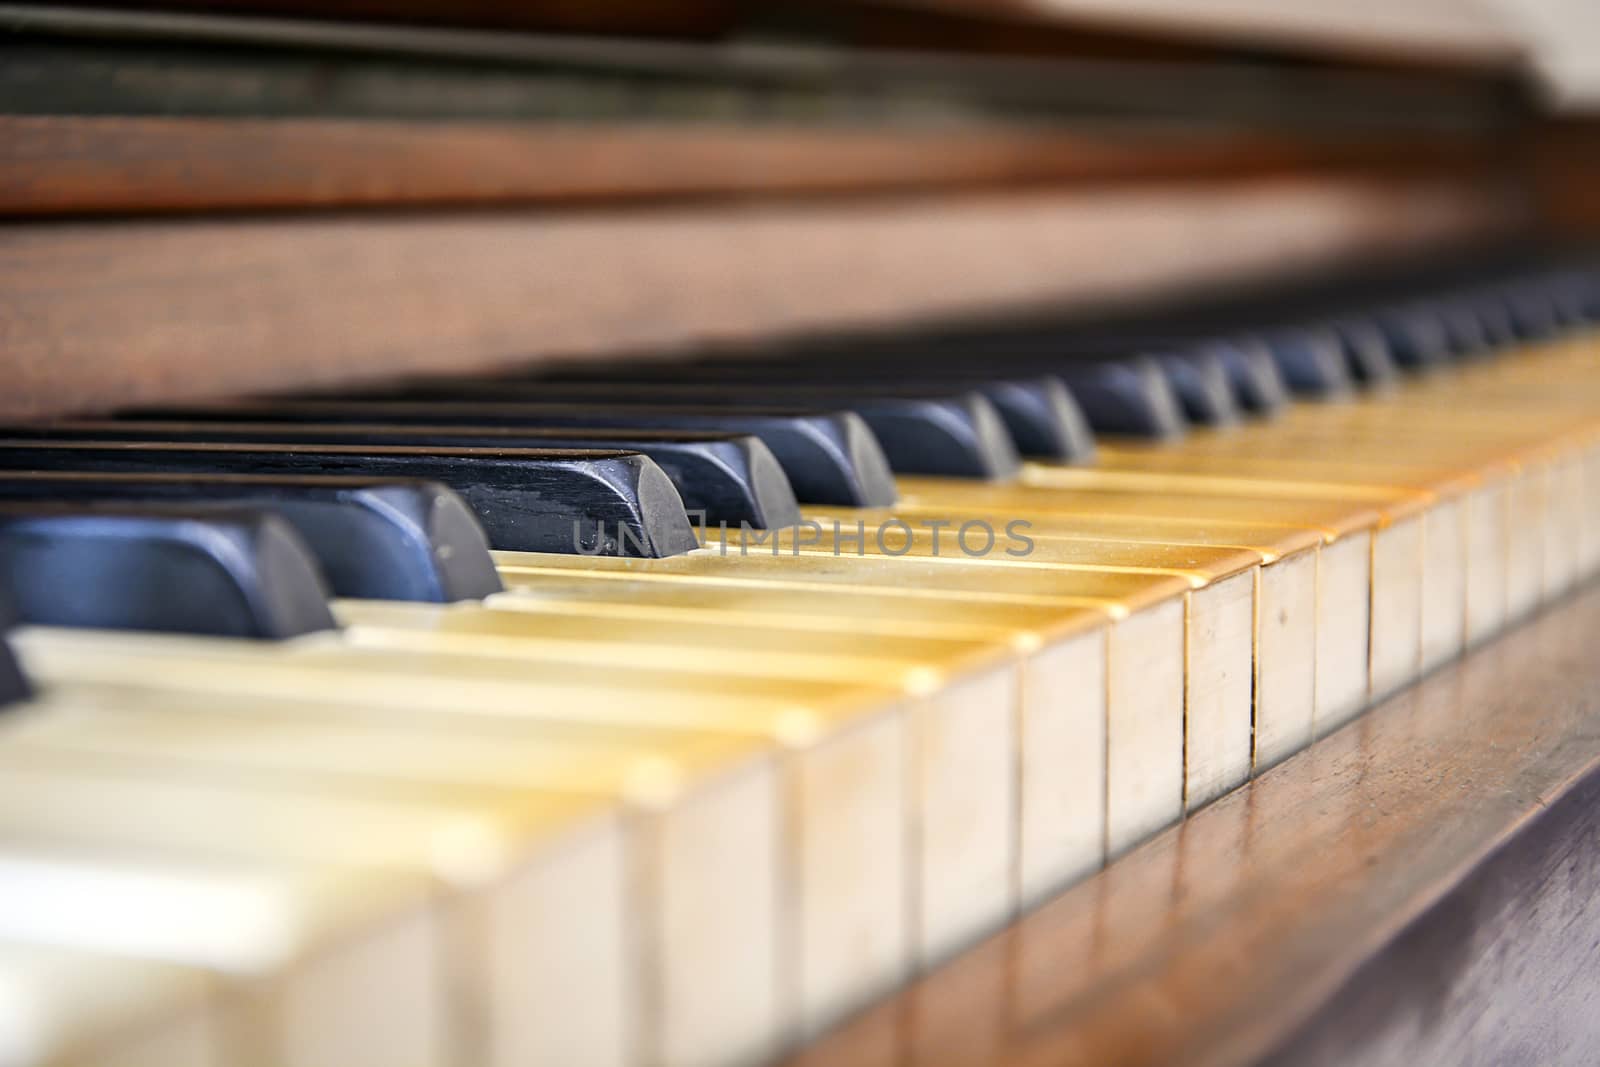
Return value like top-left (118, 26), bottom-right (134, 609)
top-left (5, 2), bottom-right (1600, 1064)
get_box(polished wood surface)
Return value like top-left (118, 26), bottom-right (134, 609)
top-left (0, 176), bottom-right (1520, 419)
top-left (0, 117), bottom-right (1504, 217)
top-left (781, 575), bottom-right (1600, 1067)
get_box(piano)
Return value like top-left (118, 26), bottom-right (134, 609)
top-left (4, 3), bottom-right (1600, 1065)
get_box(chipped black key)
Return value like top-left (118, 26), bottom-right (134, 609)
top-left (0, 442), bottom-right (697, 557)
top-left (0, 471), bottom-right (503, 603)
top-left (21, 420), bottom-right (800, 531)
top-left (0, 505), bottom-right (337, 639)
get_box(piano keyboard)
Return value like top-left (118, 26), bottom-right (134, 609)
top-left (0, 261), bottom-right (1596, 1067)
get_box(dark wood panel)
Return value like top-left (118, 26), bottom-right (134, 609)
top-left (0, 175), bottom-right (1521, 418)
top-left (0, 117), bottom-right (1506, 217)
top-left (781, 578), bottom-right (1600, 1067)
top-left (1532, 120), bottom-right (1600, 237)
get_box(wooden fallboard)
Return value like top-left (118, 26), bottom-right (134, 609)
top-left (0, 175), bottom-right (1523, 419)
top-left (782, 571), bottom-right (1600, 1067)
top-left (0, 117), bottom-right (1505, 218)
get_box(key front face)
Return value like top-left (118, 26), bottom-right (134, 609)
top-left (0, 471), bottom-right (503, 603)
top-left (0, 506), bottom-right (338, 639)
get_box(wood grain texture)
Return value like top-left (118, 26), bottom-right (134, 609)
top-left (0, 117), bottom-right (1504, 218)
top-left (0, 176), bottom-right (1522, 418)
top-left (781, 576), bottom-right (1600, 1067)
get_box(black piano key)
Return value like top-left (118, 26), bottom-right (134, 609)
top-left (133, 402), bottom-right (897, 508)
top-left (1466, 291), bottom-right (1520, 348)
top-left (1052, 358), bottom-right (1188, 438)
top-left (364, 382), bottom-right (1019, 481)
top-left (0, 585), bottom-right (28, 708)
top-left (837, 392), bottom-right (1019, 479)
top-left (1369, 303), bottom-right (1459, 371)
top-left (24, 420), bottom-right (800, 531)
top-left (1436, 300), bottom-right (1493, 359)
top-left (1193, 339), bottom-right (1289, 415)
top-left (0, 471), bottom-right (503, 603)
top-left (1554, 271), bottom-right (1600, 325)
top-left (1325, 319), bottom-right (1399, 385)
top-left (1260, 326), bottom-right (1353, 396)
top-left (1503, 285), bottom-right (1564, 341)
top-left (1154, 349), bottom-right (1240, 426)
top-left (0, 505), bottom-right (337, 639)
top-left (0, 637), bottom-right (23, 708)
top-left (1374, 305), bottom-right (1454, 369)
top-left (544, 361), bottom-right (1095, 464)
top-left (967, 376), bottom-right (1095, 462)
top-left (0, 442), bottom-right (698, 557)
